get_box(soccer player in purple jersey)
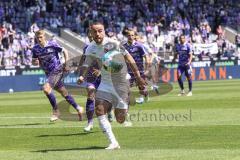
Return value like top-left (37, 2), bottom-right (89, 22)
top-left (78, 29), bottom-right (101, 132)
top-left (32, 30), bottom-right (83, 121)
top-left (173, 34), bottom-right (193, 96)
top-left (123, 30), bottom-right (150, 103)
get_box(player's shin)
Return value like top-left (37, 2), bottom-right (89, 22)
top-left (65, 94), bottom-right (80, 110)
top-left (46, 92), bottom-right (58, 110)
top-left (177, 77), bottom-right (184, 91)
top-left (188, 78), bottom-right (192, 92)
top-left (65, 94), bottom-right (83, 120)
top-left (98, 115), bottom-right (118, 145)
top-left (86, 98), bottom-right (95, 124)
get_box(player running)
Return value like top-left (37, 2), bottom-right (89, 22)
top-left (173, 34), bottom-right (193, 96)
top-left (32, 30), bottom-right (83, 121)
top-left (77, 22), bottom-right (146, 149)
top-left (135, 34), bottom-right (160, 94)
top-left (78, 29), bottom-right (101, 132)
top-left (123, 29), bottom-right (150, 104)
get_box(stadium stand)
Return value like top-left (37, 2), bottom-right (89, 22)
top-left (0, 0), bottom-right (239, 67)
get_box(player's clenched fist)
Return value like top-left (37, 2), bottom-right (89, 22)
top-left (77, 76), bottom-right (84, 85)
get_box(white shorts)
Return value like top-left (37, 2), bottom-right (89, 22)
top-left (96, 82), bottom-right (129, 110)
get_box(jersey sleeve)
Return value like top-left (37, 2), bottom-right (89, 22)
top-left (139, 43), bottom-right (148, 56)
top-left (83, 45), bottom-right (88, 54)
top-left (82, 47), bottom-right (95, 68)
top-left (52, 41), bottom-right (63, 53)
top-left (143, 44), bottom-right (153, 54)
top-left (119, 44), bottom-right (129, 56)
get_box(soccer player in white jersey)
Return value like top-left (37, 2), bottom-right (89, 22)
top-left (77, 22), bottom-right (146, 149)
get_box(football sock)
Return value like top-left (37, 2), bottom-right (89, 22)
top-left (65, 95), bottom-right (79, 111)
top-left (98, 115), bottom-right (117, 144)
top-left (178, 78), bottom-right (184, 90)
top-left (86, 98), bottom-right (94, 124)
top-left (46, 92), bottom-right (57, 110)
top-left (188, 78), bottom-right (192, 92)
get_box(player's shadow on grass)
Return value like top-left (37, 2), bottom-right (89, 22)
top-left (32, 146), bottom-right (105, 153)
top-left (37, 131), bottom-right (99, 138)
top-left (0, 123), bottom-right (49, 127)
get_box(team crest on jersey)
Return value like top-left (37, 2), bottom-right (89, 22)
top-left (104, 42), bottom-right (117, 53)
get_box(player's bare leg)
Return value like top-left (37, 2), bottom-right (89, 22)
top-left (95, 99), bottom-right (120, 150)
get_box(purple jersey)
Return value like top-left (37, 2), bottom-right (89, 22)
top-left (82, 44), bottom-right (101, 83)
top-left (32, 40), bottom-right (63, 74)
top-left (175, 43), bottom-right (192, 66)
top-left (123, 41), bottom-right (147, 73)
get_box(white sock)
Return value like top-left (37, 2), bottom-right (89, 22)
top-left (76, 105), bottom-right (83, 112)
top-left (98, 115), bottom-right (118, 144)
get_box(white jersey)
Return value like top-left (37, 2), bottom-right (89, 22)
top-left (83, 37), bottom-right (128, 83)
top-left (83, 37), bottom-right (130, 109)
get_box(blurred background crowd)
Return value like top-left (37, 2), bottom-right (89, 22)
top-left (0, 0), bottom-right (239, 67)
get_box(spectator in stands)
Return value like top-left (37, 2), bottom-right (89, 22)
top-left (235, 34), bottom-right (240, 55)
top-left (0, 0), bottom-right (238, 66)
top-left (216, 25), bottom-right (225, 38)
top-left (0, 43), bottom-right (3, 66)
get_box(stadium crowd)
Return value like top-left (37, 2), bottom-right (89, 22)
top-left (0, 0), bottom-right (239, 67)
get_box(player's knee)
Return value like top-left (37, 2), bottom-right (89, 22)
top-left (139, 89), bottom-right (145, 95)
top-left (42, 84), bottom-right (51, 94)
top-left (177, 75), bottom-right (182, 80)
top-left (95, 105), bottom-right (105, 116)
top-left (116, 116), bottom-right (125, 124)
top-left (60, 90), bottom-right (68, 97)
top-left (187, 77), bottom-right (192, 81)
top-left (115, 109), bottom-right (127, 124)
top-left (55, 87), bottom-right (68, 97)
top-left (87, 89), bottom-right (95, 100)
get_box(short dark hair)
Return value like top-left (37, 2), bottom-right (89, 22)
top-left (180, 34), bottom-right (185, 38)
top-left (90, 21), bottom-right (104, 27)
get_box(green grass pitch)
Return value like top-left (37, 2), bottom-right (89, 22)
top-left (0, 80), bottom-right (240, 160)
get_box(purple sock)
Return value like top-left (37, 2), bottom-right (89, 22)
top-left (188, 78), bottom-right (192, 92)
top-left (178, 78), bottom-right (184, 90)
top-left (86, 98), bottom-right (94, 123)
top-left (46, 92), bottom-right (57, 110)
top-left (65, 95), bottom-right (79, 110)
